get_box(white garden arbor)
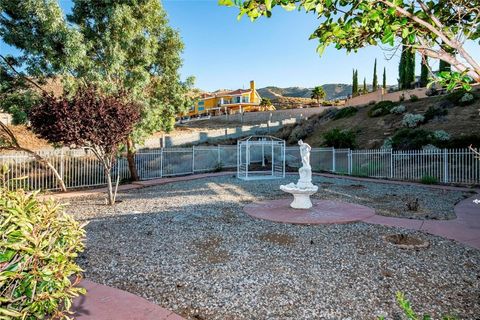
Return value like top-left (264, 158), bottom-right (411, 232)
top-left (237, 136), bottom-right (285, 180)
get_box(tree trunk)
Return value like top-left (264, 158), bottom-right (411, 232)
top-left (20, 148), bottom-right (67, 192)
top-left (105, 168), bottom-right (114, 205)
top-left (126, 137), bottom-right (139, 181)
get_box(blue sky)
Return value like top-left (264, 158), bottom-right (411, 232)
top-left (1, 0), bottom-right (479, 92)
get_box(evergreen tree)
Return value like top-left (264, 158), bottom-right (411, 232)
top-left (363, 77), bottom-right (367, 93)
top-left (352, 69), bottom-right (358, 96)
top-left (382, 67), bottom-right (387, 90)
top-left (372, 59), bottom-right (378, 91)
top-left (420, 57), bottom-right (429, 87)
top-left (399, 45), bottom-right (415, 89)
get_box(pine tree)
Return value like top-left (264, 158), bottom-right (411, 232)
top-left (382, 67), bottom-right (387, 90)
top-left (372, 59), bottom-right (378, 91)
top-left (420, 57), bottom-right (429, 87)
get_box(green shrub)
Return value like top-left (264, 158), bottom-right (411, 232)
top-left (446, 134), bottom-right (480, 149)
top-left (409, 94), bottom-right (419, 102)
top-left (333, 107), bottom-right (358, 120)
top-left (378, 291), bottom-right (457, 320)
top-left (420, 175), bottom-right (438, 185)
top-left (391, 128), bottom-right (433, 150)
top-left (445, 89), bottom-right (477, 106)
top-left (368, 100), bottom-right (397, 117)
top-left (424, 105), bottom-right (448, 121)
top-left (323, 128), bottom-right (357, 148)
top-left (0, 166), bottom-right (86, 320)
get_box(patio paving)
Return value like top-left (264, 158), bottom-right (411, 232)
top-left (72, 280), bottom-right (184, 320)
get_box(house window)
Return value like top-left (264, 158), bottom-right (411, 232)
top-left (198, 101), bottom-right (205, 111)
top-left (243, 95), bottom-right (249, 103)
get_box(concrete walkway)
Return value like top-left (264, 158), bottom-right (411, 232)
top-left (72, 280), bottom-right (184, 320)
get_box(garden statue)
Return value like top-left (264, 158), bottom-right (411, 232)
top-left (280, 140), bottom-right (318, 209)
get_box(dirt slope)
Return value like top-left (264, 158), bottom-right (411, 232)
top-left (277, 89), bottom-right (480, 149)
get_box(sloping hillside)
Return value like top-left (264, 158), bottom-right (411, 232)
top-left (276, 89), bottom-right (480, 149)
top-left (257, 84), bottom-right (354, 101)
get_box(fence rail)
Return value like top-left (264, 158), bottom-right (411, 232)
top-left (0, 146), bottom-right (478, 191)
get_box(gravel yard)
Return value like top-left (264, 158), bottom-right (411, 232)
top-left (67, 175), bottom-right (480, 320)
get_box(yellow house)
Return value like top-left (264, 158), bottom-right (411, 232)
top-left (183, 80), bottom-right (271, 118)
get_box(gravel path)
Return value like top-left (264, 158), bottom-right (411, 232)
top-left (67, 176), bottom-right (480, 320)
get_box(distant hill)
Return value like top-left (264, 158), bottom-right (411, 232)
top-left (257, 84), bottom-right (354, 101)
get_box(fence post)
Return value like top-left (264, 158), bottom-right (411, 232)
top-left (390, 149), bottom-right (393, 179)
top-left (443, 148), bottom-right (448, 183)
top-left (332, 147), bottom-right (336, 172)
top-left (192, 146), bottom-right (195, 174)
top-left (160, 148), bottom-right (164, 178)
top-left (348, 149), bottom-right (352, 175)
top-left (60, 149), bottom-right (65, 182)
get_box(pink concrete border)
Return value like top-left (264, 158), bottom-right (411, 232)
top-left (244, 199), bottom-right (375, 225)
top-left (72, 280), bottom-right (184, 320)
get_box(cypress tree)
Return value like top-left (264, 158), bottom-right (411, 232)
top-left (439, 42), bottom-right (453, 72)
top-left (372, 59), bottom-right (378, 91)
top-left (352, 69), bottom-right (358, 96)
top-left (406, 48), bottom-right (416, 89)
top-left (420, 57), bottom-right (429, 87)
top-left (382, 67), bottom-right (387, 90)
top-left (399, 46), bottom-right (406, 89)
top-left (363, 77), bottom-right (367, 93)
top-left (399, 45), bottom-right (415, 89)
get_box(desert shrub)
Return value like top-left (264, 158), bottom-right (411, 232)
top-left (421, 175), bottom-right (438, 184)
top-left (0, 166), bottom-right (86, 319)
top-left (391, 128), bottom-right (433, 150)
top-left (333, 106), bottom-right (358, 120)
top-left (323, 128), bottom-right (357, 148)
top-left (381, 138), bottom-right (393, 149)
top-left (409, 94), bottom-right (419, 102)
top-left (458, 92), bottom-right (476, 106)
top-left (402, 113), bottom-right (425, 128)
top-left (432, 130), bottom-right (450, 141)
top-left (445, 89), bottom-right (478, 106)
top-left (424, 105), bottom-right (449, 121)
top-left (390, 104), bottom-right (406, 114)
top-left (368, 100), bottom-right (397, 117)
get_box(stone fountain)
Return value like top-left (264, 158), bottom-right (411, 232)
top-left (280, 140), bottom-right (318, 209)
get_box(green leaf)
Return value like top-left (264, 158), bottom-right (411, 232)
top-left (265, 0), bottom-right (273, 10)
top-left (316, 44), bottom-right (327, 56)
top-left (281, 3), bottom-right (296, 11)
top-left (218, 0), bottom-right (235, 6)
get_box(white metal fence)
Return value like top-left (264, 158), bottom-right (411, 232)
top-left (0, 146), bottom-right (478, 191)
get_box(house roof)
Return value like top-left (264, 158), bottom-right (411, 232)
top-left (201, 89), bottom-right (252, 99)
